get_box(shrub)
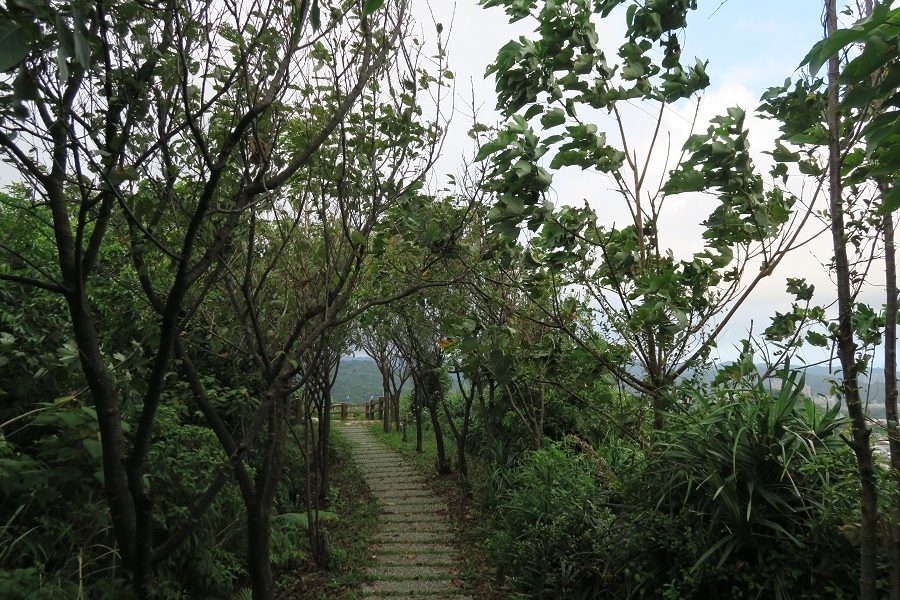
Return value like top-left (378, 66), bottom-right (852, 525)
top-left (146, 404), bottom-right (246, 599)
top-left (486, 439), bottom-right (613, 599)
top-left (620, 371), bottom-right (860, 598)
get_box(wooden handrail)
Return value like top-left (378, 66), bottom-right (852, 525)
top-left (330, 396), bottom-right (386, 421)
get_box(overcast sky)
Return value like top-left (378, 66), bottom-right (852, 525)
top-left (412, 1), bottom-right (887, 367)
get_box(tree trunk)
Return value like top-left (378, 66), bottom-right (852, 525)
top-left (480, 380), bottom-right (496, 457)
top-left (415, 396), bottom-right (423, 453)
top-left (248, 388), bottom-right (287, 600)
top-left (318, 394), bottom-right (332, 502)
top-left (444, 373), bottom-right (474, 479)
top-left (826, 2), bottom-right (878, 597)
top-left (429, 399), bottom-right (451, 474)
top-left (382, 370), bottom-right (392, 433)
top-left (247, 502), bottom-right (275, 600)
top-left (883, 207), bottom-right (900, 600)
top-left (64, 283), bottom-right (143, 586)
top-left (457, 391), bottom-right (472, 478)
top-left (393, 392), bottom-right (401, 431)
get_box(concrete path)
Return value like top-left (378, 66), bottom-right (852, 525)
top-left (337, 423), bottom-right (473, 600)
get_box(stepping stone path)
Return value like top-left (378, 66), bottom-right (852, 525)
top-left (337, 422), bottom-right (473, 600)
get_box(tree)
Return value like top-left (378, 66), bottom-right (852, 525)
top-left (771, 3), bottom-right (900, 597)
top-left (177, 5), bottom-right (451, 594)
top-left (356, 307), bottom-right (411, 433)
top-left (475, 0), bottom-right (814, 433)
top-left (0, 0), bottom-right (415, 596)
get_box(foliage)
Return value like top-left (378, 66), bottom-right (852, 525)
top-left (0, 400), bottom-right (129, 599)
top-left (483, 439), bottom-right (613, 599)
top-left (801, 3), bottom-right (900, 210)
top-left (626, 373), bottom-right (859, 598)
top-left (463, 368), bottom-right (863, 599)
top-left (146, 404), bottom-right (246, 599)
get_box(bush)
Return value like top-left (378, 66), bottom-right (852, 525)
top-left (0, 400), bottom-right (126, 599)
top-left (618, 372), bottom-right (860, 599)
top-left (485, 439), bottom-right (613, 599)
top-left (144, 403), bottom-right (246, 599)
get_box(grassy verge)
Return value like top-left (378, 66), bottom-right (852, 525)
top-left (369, 422), bottom-right (507, 600)
top-left (277, 426), bottom-right (379, 599)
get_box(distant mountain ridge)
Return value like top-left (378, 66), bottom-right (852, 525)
top-left (331, 356), bottom-right (894, 417)
top-left (330, 356), bottom-right (389, 404)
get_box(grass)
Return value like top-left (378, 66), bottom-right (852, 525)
top-left (276, 426), bottom-right (379, 599)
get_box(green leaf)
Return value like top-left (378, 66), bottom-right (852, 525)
top-left (786, 277), bottom-right (814, 301)
top-left (310, 0), bottom-right (321, 31)
top-left (523, 103), bottom-right (543, 121)
top-left (802, 27), bottom-right (868, 76)
top-left (801, 4), bottom-right (892, 75)
top-left (880, 184), bottom-right (900, 214)
top-left (56, 14), bottom-right (74, 60)
top-left (512, 159), bottom-right (531, 178)
top-left (83, 437), bottom-right (103, 460)
top-left (362, 0), bottom-right (385, 17)
top-left (474, 138), bottom-right (507, 162)
top-left (0, 21), bottom-right (31, 72)
top-left (806, 331), bottom-right (828, 347)
top-left (72, 8), bottom-right (90, 68)
top-left (540, 107), bottom-right (566, 129)
top-left (663, 169), bottom-right (705, 194)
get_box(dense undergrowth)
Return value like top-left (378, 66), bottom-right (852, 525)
top-left (372, 372), bottom-right (875, 600)
top-left (0, 397), bottom-right (375, 600)
top-left (276, 426), bottom-right (379, 600)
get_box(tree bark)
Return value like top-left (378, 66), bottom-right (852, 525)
top-left (429, 393), bottom-right (451, 474)
top-left (826, 2), bottom-right (878, 597)
top-left (248, 389), bottom-right (287, 600)
top-left (415, 393), bottom-right (424, 453)
top-left (247, 501), bottom-right (275, 600)
top-left (382, 368), bottom-right (392, 433)
top-left (883, 206), bottom-right (900, 600)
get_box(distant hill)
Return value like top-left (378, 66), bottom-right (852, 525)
top-left (331, 356), bottom-right (895, 416)
top-left (330, 357), bottom-right (387, 404)
top-left (330, 356), bottom-right (462, 403)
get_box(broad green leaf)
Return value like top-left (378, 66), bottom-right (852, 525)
top-left (839, 34), bottom-right (894, 85)
top-left (806, 331), bottom-right (828, 347)
top-left (310, 0), bottom-right (321, 31)
top-left (802, 28), bottom-right (869, 76)
top-left (512, 159), bottom-right (531, 177)
top-left (72, 8), bottom-right (90, 68)
top-left (0, 21), bottom-right (31, 72)
top-left (83, 437), bottom-right (103, 460)
top-left (540, 107), bottom-right (566, 129)
top-left (362, 0), bottom-right (384, 17)
top-left (801, 4), bottom-right (893, 75)
top-left (474, 138), bottom-right (507, 161)
top-left (523, 103), bottom-right (543, 121)
top-left (880, 184), bottom-right (900, 214)
top-left (56, 14), bottom-right (74, 60)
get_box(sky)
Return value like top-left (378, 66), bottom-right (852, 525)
top-left (410, 0), bottom-right (888, 367)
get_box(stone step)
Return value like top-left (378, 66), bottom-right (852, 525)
top-left (359, 579), bottom-right (463, 595)
top-left (365, 565), bottom-right (452, 579)
top-left (336, 423), bottom-right (470, 600)
top-left (372, 542), bottom-right (458, 555)
top-left (371, 553), bottom-right (457, 566)
top-left (373, 531), bottom-right (455, 544)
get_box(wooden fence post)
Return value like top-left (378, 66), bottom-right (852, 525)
top-left (340, 402), bottom-right (348, 421)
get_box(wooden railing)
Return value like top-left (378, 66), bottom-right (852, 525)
top-left (330, 396), bottom-right (387, 421)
